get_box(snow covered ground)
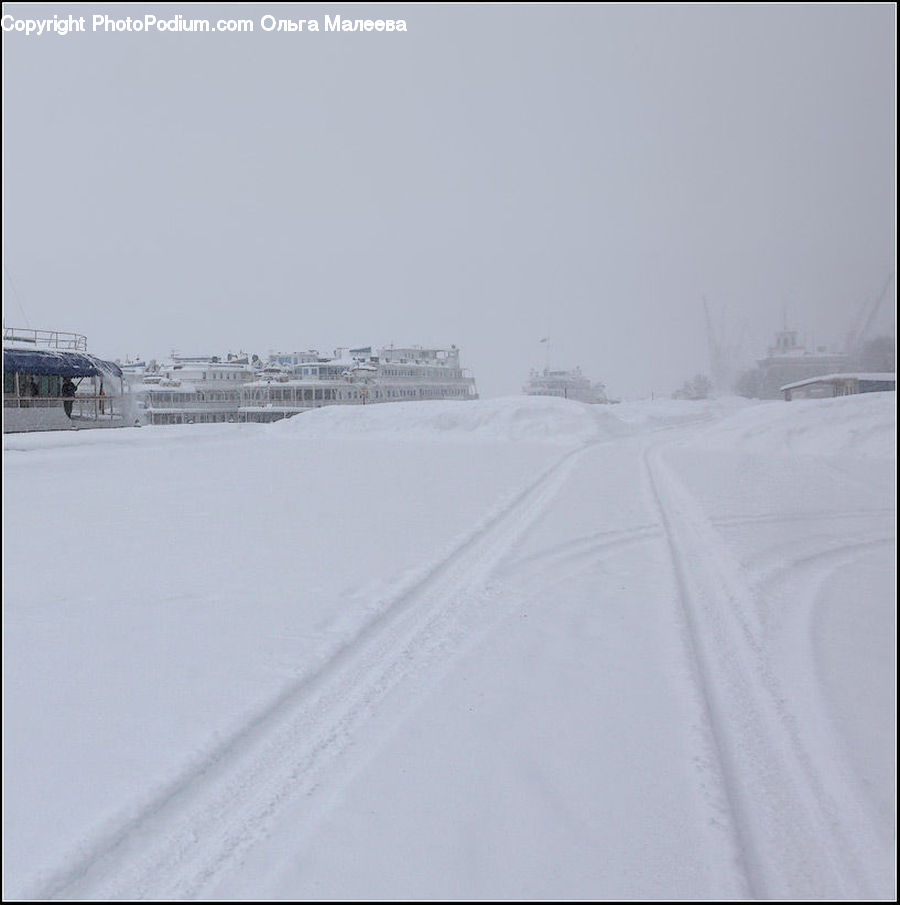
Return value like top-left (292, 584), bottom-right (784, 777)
top-left (2, 393), bottom-right (895, 900)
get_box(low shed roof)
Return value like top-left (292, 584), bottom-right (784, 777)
top-left (780, 372), bottom-right (896, 392)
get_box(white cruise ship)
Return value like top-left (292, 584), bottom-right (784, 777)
top-left (128, 345), bottom-right (478, 425)
top-left (522, 366), bottom-right (608, 404)
top-left (124, 352), bottom-right (260, 426)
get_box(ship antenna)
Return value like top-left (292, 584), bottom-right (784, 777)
top-left (539, 335), bottom-right (550, 372)
top-left (3, 261), bottom-right (31, 328)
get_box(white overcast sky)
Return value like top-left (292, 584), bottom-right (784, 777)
top-left (2, 3), bottom-right (896, 398)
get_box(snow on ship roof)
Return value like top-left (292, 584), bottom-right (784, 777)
top-left (2, 346), bottom-right (123, 378)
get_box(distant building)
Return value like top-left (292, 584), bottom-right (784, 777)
top-left (781, 372), bottom-right (896, 401)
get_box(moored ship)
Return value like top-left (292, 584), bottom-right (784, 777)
top-left (128, 344), bottom-right (478, 425)
top-left (522, 366), bottom-right (608, 404)
top-left (3, 327), bottom-right (137, 432)
top-left (751, 328), bottom-right (850, 399)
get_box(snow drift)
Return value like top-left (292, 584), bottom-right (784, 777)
top-left (688, 392), bottom-right (896, 459)
top-left (271, 395), bottom-right (632, 445)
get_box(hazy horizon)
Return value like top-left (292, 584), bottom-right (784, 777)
top-left (2, 3), bottom-right (896, 399)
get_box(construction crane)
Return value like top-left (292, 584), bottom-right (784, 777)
top-left (846, 272), bottom-right (894, 358)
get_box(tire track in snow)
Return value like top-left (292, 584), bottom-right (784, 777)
top-left (750, 535), bottom-right (894, 593)
top-left (713, 505), bottom-right (894, 529)
top-left (644, 441), bottom-right (885, 899)
top-left (498, 523), bottom-right (662, 578)
top-left (756, 537), bottom-right (896, 815)
top-left (749, 533), bottom-right (896, 896)
top-left (709, 506), bottom-right (894, 583)
top-left (34, 440), bottom-right (592, 901)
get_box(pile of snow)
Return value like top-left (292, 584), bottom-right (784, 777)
top-left (6, 394), bottom-right (892, 460)
top-left (611, 395), bottom-right (754, 428)
top-left (689, 392), bottom-right (896, 459)
top-left (272, 396), bottom-right (631, 445)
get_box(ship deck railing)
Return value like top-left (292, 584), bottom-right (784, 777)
top-left (3, 393), bottom-right (130, 424)
top-left (145, 398), bottom-right (241, 411)
top-left (3, 328), bottom-right (88, 351)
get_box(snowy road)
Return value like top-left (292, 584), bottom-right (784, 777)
top-left (3, 395), bottom-right (895, 899)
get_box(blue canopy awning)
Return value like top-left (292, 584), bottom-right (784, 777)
top-left (2, 347), bottom-right (123, 379)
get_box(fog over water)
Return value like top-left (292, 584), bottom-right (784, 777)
top-left (2, 3), bottom-right (896, 399)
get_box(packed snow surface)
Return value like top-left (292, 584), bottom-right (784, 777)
top-left (2, 393), bottom-right (895, 900)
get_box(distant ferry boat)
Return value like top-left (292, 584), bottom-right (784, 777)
top-left (522, 366), bottom-right (608, 404)
top-left (127, 344), bottom-right (478, 426)
top-left (3, 327), bottom-right (137, 433)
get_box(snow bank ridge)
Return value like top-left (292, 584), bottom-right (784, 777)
top-left (691, 393), bottom-right (896, 459)
top-left (274, 395), bottom-right (631, 444)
